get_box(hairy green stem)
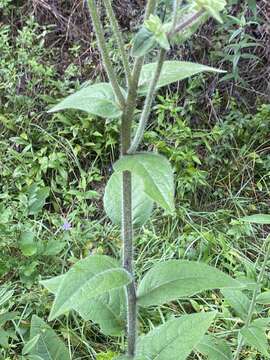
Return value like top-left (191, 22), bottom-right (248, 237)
top-left (172, 0), bottom-right (183, 31)
top-left (233, 235), bottom-right (270, 360)
top-left (87, 0), bottom-right (125, 108)
top-left (102, 0), bottom-right (131, 87)
top-left (128, 48), bottom-right (166, 154)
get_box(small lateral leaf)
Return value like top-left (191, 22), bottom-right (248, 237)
top-left (241, 322), bottom-right (270, 357)
top-left (103, 172), bottom-right (153, 227)
top-left (46, 255), bottom-right (131, 321)
top-left (256, 291), bottom-right (270, 305)
top-left (240, 214), bottom-right (270, 224)
top-left (137, 260), bottom-right (242, 307)
top-left (29, 315), bottom-right (70, 359)
top-left (114, 152), bottom-right (174, 213)
top-left (138, 61), bottom-right (225, 94)
top-left (132, 27), bottom-right (156, 57)
top-left (196, 335), bottom-right (233, 360)
top-left (42, 274), bottom-right (126, 336)
top-left (48, 83), bottom-right (123, 119)
top-left (136, 312), bottom-right (217, 360)
top-left (221, 289), bottom-right (251, 320)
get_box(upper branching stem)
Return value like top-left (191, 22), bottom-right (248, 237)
top-left (87, 0), bottom-right (126, 108)
top-left (172, 0), bottom-right (183, 31)
top-left (128, 9), bottom-right (205, 154)
top-left (102, 0), bottom-right (132, 87)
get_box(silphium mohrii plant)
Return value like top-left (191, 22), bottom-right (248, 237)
top-left (20, 1), bottom-right (259, 360)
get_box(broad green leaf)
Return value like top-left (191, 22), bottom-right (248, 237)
top-left (252, 318), bottom-right (270, 328)
top-left (136, 312), bottom-right (217, 360)
top-left (42, 274), bottom-right (127, 336)
top-left (196, 335), bottom-right (233, 360)
top-left (240, 214), bottom-right (270, 224)
top-left (22, 335), bottom-right (40, 355)
top-left (222, 289), bottom-right (250, 320)
top-left (132, 27), bottom-right (156, 57)
top-left (257, 291), bottom-right (270, 305)
top-left (137, 260), bottom-right (242, 307)
top-left (19, 231), bottom-right (37, 257)
top-left (29, 315), bottom-right (70, 359)
top-left (114, 152), bottom-right (174, 213)
top-left (138, 61), bottom-right (225, 94)
top-left (104, 172), bottom-right (154, 227)
top-left (241, 322), bottom-right (270, 357)
top-left (45, 255), bottom-right (131, 321)
top-left (27, 185), bottom-right (50, 215)
top-left (48, 83), bottom-right (123, 119)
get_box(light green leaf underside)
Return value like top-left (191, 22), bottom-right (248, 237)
top-left (137, 260), bottom-right (243, 307)
top-left (136, 312), bottom-right (217, 360)
top-left (42, 271), bottom-right (127, 336)
top-left (29, 315), bottom-right (70, 360)
top-left (48, 83), bottom-right (123, 119)
top-left (114, 152), bottom-right (174, 213)
top-left (240, 214), bottom-right (270, 224)
top-left (138, 61), bottom-right (225, 94)
top-left (221, 289), bottom-right (250, 320)
top-left (241, 323), bottom-right (270, 357)
top-left (104, 172), bottom-right (154, 227)
top-left (45, 255), bottom-right (131, 321)
top-left (256, 291), bottom-right (270, 305)
top-left (196, 335), bottom-right (233, 360)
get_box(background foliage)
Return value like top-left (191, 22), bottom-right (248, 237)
top-left (0, 0), bottom-right (270, 358)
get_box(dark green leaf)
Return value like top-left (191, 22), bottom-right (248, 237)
top-left (136, 312), bottom-right (217, 360)
top-left (19, 231), bottom-right (37, 257)
top-left (48, 83), bottom-right (123, 119)
top-left (114, 152), bottom-right (174, 213)
top-left (28, 185), bottom-right (50, 215)
top-left (104, 172), bottom-right (153, 227)
top-left (138, 260), bottom-right (242, 307)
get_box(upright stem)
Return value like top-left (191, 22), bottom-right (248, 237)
top-left (87, 0), bottom-right (125, 108)
top-left (233, 235), bottom-right (270, 360)
top-left (102, 0), bottom-right (132, 87)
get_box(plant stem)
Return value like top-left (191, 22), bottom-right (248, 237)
top-left (233, 235), bottom-right (270, 360)
top-left (87, 0), bottom-right (125, 108)
top-left (102, 0), bottom-right (131, 87)
top-left (172, 0), bottom-right (183, 31)
top-left (169, 9), bottom-right (205, 37)
top-left (128, 48), bottom-right (166, 154)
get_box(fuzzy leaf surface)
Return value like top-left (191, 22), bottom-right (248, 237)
top-left (138, 260), bottom-right (242, 307)
top-left (48, 83), bottom-right (123, 119)
top-left (104, 172), bottom-right (153, 227)
top-left (138, 61), bottom-right (225, 94)
top-left (45, 255), bottom-right (131, 321)
top-left (136, 312), bottom-right (217, 360)
top-left (114, 152), bottom-right (174, 213)
top-left (29, 315), bottom-right (70, 359)
top-left (196, 335), bottom-right (233, 360)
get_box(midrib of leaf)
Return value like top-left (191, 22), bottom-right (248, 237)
top-left (39, 334), bottom-right (53, 360)
top-left (139, 275), bottom-right (217, 302)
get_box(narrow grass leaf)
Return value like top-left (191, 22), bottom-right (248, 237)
top-left (240, 214), bottom-right (270, 224)
top-left (136, 312), bottom-right (217, 360)
top-left (138, 260), bottom-right (243, 307)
